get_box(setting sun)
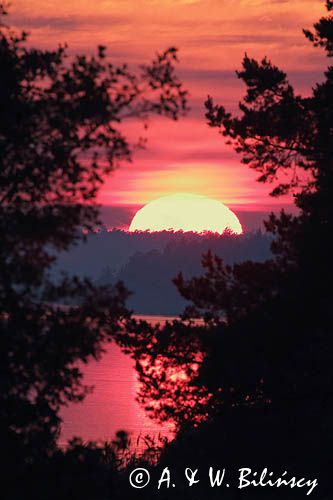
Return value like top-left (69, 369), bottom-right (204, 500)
top-left (128, 193), bottom-right (243, 234)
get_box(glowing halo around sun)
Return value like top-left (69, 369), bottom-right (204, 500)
top-left (128, 193), bottom-right (243, 235)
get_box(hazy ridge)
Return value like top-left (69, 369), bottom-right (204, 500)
top-left (54, 229), bottom-right (272, 315)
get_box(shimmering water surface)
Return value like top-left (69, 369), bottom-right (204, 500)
top-left (60, 315), bottom-right (175, 445)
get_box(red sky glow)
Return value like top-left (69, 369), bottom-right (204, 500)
top-left (11, 0), bottom-right (327, 210)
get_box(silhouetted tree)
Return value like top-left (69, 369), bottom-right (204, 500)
top-left (0, 2), bottom-right (187, 470)
top-left (120, 4), bottom-right (333, 496)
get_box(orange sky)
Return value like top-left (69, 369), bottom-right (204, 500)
top-left (10, 0), bottom-right (327, 209)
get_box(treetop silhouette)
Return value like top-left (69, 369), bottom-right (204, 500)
top-left (122, 0), bottom-right (333, 437)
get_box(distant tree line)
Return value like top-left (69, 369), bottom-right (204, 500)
top-left (96, 230), bottom-right (272, 314)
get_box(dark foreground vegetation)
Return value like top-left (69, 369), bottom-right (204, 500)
top-left (118, 2), bottom-right (333, 498)
top-left (0, 3), bottom-right (186, 498)
top-left (1, 2), bottom-right (333, 499)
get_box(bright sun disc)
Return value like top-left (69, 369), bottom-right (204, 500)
top-left (128, 193), bottom-right (243, 234)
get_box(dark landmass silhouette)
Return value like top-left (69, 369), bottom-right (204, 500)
top-left (54, 229), bottom-right (272, 315)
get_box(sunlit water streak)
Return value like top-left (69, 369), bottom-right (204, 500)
top-left (59, 315), bottom-right (176, 446)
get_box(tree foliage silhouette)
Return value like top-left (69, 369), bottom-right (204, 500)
top-left (0, 3), bottom-right (188, 459)
top-left (121, 3), bottom-right (333, 474)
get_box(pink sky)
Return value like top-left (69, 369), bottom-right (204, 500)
top-left (11, 0), bottom-right (327, 209)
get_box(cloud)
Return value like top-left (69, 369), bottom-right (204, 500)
top-left (10, 13), bottom-right (130, 31)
